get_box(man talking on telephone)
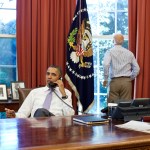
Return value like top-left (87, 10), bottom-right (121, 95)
top-left (5, 65), bottom-right (75, 118)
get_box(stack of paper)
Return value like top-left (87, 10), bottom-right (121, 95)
top-left (115, 120), bottom-right (150, 133)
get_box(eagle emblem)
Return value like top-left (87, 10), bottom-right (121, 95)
top-left (67, 19), bottom-right (93, 68)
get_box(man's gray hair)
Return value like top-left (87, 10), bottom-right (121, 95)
top-left (113, 33), bottom-right (124, 45)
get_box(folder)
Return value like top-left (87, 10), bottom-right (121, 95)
top-left (73, 115), bottom-right (109, 125)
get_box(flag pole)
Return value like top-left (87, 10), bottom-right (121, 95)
top-left (78, 0), bottom-right (82, 52)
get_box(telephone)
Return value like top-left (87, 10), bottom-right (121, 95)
top-left (48, 77), bottom-right (62, 88)
top-left (48, 82), bottom-right (57, 88)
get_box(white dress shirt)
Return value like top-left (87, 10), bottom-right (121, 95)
top-left (15, 86), bottom-right (75, 118)
top-left (103, 45), bottom-right (140, 80)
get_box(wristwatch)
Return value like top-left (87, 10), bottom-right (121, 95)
top-left (62, 95), bottom-right (68, 99)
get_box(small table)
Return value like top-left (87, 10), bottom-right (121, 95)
top-left (0, 99), bottom-right (19, 112)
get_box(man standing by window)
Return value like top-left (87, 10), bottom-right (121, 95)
top-left (103, 33), bottom-right (140, 103)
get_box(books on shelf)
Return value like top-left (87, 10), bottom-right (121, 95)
top-left (73, 115), bottom-right (109, 125)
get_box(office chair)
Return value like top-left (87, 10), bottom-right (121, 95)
top-left (18, 88), bottom-right (32, 107)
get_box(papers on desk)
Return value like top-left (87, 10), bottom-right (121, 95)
top-left (115, 120), bottom-right (150, 133)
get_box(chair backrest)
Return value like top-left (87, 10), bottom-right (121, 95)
top-left (18, 88), bottom-right (33, 107)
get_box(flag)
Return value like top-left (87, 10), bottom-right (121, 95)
top-left (65, 0), bottom-right (94, 112)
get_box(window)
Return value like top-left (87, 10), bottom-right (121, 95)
top-left (0, 0), bottom-right (16, 87)
top-left (86, 0), bottom-right (128, 114)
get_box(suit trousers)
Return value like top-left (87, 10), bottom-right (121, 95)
top-left (107, 77), bottom-right (132, 103)
top-left (34, 108), bottom-right (55, 117)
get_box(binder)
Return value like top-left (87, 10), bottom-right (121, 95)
top-left (73, 115), bottom-right (109, 125)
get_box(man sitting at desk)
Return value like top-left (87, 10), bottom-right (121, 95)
top-left (5, 65), bottom-right (75, 118)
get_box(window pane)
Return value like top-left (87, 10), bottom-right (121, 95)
top-left (100, 81), bottom-right (107, 94)
top-left (0, 67), bottom-right (16, 87)
top-left (100, 12), bottom-right (115, 35)
top-left (123, 40), bottom-right (128, 49)
top-left (87, 0), bottom-right (116, 11)
top-left (100, 95), bottom-right (107, 108)
top-left (92, 40), bottom-right (98, 65)
top-left (94, 73), bottom-right (98, 93)
top-left (117, 0), bottom-right (128, 10)
top-left (99, 0), bottom-right (115, 11)
top-left (0, 0), bottom-right (16, 9)
top-left (86, 0), bottom-right (99, 11)
top-left (0, 38), bottom-right (16, 65)
top-left (98, 39), bottom-right (113, 65)
top-left (88, 11), bottom-right (98, 35)
top-left (0, 0), bottom-right (17, 88)
top-left (117, 12), bottom-right (128, 35)
top-left (0, 9), bottom-right (16, 34)
top-left (93, 39), bottom-right (113, 66)
top-left (89, 11), bottom-right (115, 35)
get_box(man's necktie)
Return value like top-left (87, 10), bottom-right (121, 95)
top-left (43, 89), bottom-right (52, 110)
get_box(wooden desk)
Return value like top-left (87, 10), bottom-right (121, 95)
top-left (0, 116), bottom-right (150, 150)
top-left (0, 100), bottom-right (19, 112)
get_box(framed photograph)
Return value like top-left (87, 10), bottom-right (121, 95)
top-left (11, 81), bottom-right (25, 100)
top-left (0, 84), bottom-right (7, 101)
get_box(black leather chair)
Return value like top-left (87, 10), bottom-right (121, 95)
top-left (18, 88), bottom-right (32, 107)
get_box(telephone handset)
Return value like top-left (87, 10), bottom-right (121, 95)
top-left (48, 77), bottom-right (63, 88)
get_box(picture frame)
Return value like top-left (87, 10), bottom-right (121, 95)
top-left (11, 81), bottom-right (25, 100)
top-left (0, 84), bottom-right (8, 101)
